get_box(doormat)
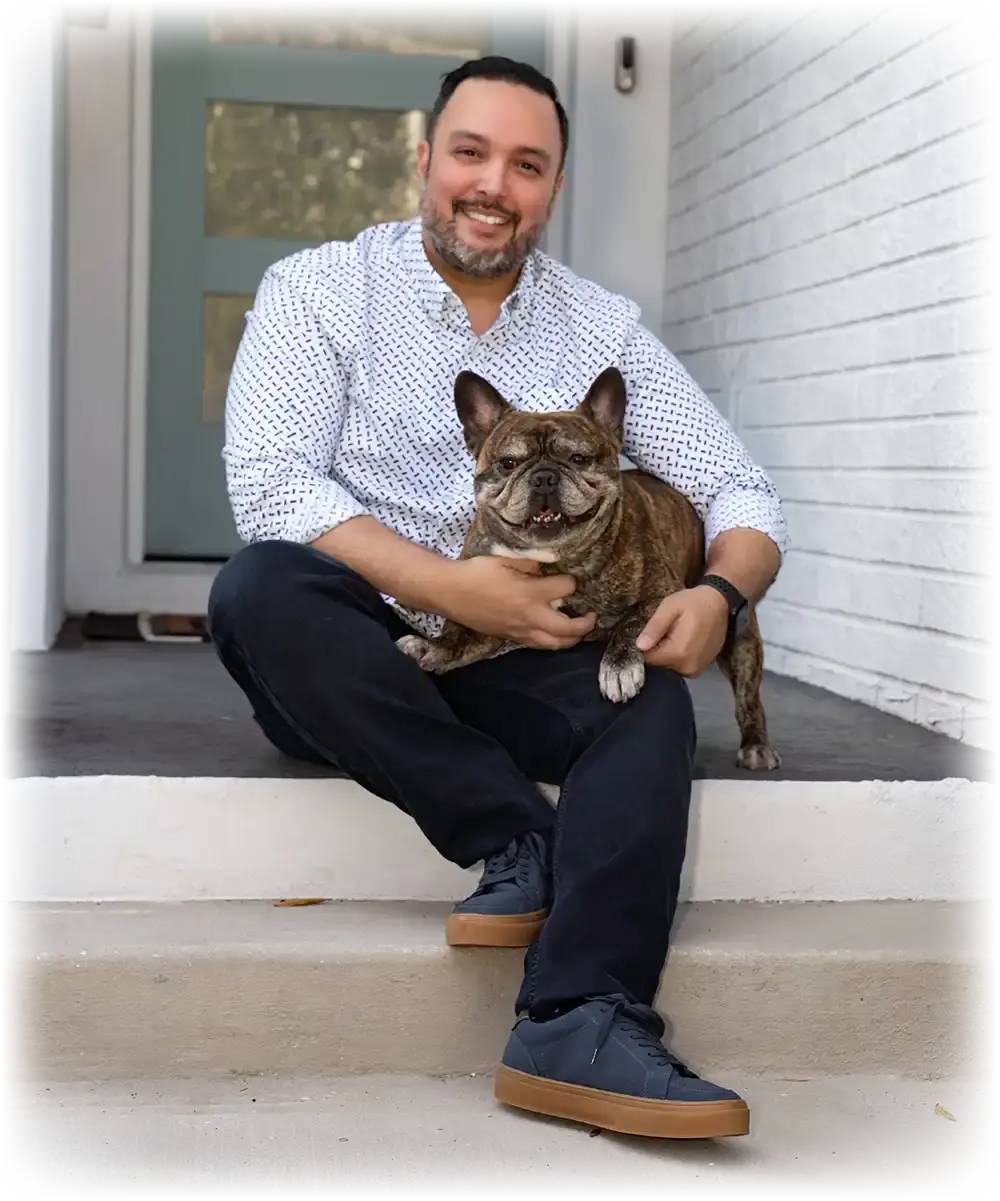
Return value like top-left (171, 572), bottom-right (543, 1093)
top-left (73, 612), bottom-right (211, 643)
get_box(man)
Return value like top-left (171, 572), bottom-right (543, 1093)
top-left (209, 56), bottom-right (787, 1139)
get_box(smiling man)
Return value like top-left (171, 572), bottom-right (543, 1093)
top-left (210, 57), bottom-right (786, 1140)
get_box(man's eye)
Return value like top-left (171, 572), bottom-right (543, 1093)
top-left (498, 458), bottom-right (518, 472)
top-left (518, 161), bottom-right (541, 174)
top-left (456, 147), bottom-right (480, 158)
top-left (570, 454), bottom-right (592, 466)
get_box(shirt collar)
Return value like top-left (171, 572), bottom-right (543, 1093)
top-left (399, 218), bottom-right (541, 326)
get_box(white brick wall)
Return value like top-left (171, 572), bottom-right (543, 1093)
top-left (663, 6), bottom-right (993, 747)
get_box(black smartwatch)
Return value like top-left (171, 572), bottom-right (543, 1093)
top-left (697, 574), bottom-right (749, 638)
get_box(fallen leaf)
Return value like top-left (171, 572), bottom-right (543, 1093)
top-left (274, 898), bottom-right (329, 907)
top-left (339, 1138), bottom-right (349, 1143)
top-left (934, 1104), bottom-right (956, 1122)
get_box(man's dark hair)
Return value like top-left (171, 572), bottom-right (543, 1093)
top-left (426, 56), bottom-right (570, 172)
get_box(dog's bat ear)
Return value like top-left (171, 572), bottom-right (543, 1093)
top-left (454, 371), bottom-right (513, 456)
top-left (577, 367), bottom-right (628, 438)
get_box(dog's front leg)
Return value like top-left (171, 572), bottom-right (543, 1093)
top-left (397, 620), bottom-right (511, 674)
top-left (597, 608), bottom-right (652, 703)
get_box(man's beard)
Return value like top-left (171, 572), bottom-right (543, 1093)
top-left (420, 189), bottom-right (547, 279)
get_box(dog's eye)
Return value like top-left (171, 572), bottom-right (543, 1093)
top-left (569, 454), bottom-right (592, 467)
top-left (498, 457), bottom-right (518, 473)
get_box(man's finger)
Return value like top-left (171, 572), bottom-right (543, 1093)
top-left (636, 596), bottom-right (680, 651)
top-left (537, 572), bottom-right (579, 599)
top-left (531, 629), bottom-right (588, 651)
top-left (500, 557), bottom-right (543, 576)
top-left (533, 608), bottom-right (596, 639)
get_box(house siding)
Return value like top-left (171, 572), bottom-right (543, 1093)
top-left (663, 6), bottom-right (992, 747)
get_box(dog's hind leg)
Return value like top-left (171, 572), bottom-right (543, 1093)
top-left (396, 624), bottom-right (511, 674)
top-left (715, 609), bottom-right (781, 771)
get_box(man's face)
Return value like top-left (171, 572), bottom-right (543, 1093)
top-left (417, 78), bottom-right (564, 279)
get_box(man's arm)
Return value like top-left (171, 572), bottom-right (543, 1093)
top-left (618, 322), bottom-right (788, 568)
top-left (617, 324), bottom-right (787, 673)
top-left (224, 265), bottom-right (371, 546)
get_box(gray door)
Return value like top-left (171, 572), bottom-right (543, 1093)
top-left (144, 14), bottom-right (546, 559)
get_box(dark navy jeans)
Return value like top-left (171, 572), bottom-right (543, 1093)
top-left (208, 540), bottom-right (696, 1017)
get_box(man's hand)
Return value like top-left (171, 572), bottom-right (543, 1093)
top-left (440, 556), bottom-right (597, 651)
top-left (635, 585), bottom-right (731, 677)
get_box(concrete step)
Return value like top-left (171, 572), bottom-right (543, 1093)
top-left (18, 1073), bottom-right (985, 1190)
top-left (22, 900), bottom-right (981, 1083)
top-left (15, 774), bottom-right (989, 903)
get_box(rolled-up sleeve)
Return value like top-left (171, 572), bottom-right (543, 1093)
top-left (222, 265), bottom-right (370, 545)
top-left (619, 323), bottom-right (789, 556)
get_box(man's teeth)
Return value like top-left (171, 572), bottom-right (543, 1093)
top-left (465, 210), bottom-right (508, 225)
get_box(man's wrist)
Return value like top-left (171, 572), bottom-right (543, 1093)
top-left (422, 555), bottom-right (465, 620)
top-left (694, 581), bottom-right (732, 621)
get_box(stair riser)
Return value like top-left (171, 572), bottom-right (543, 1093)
top-left (23, 951), bottom-right (977, 1082)
top-left (16, 776), bottom-right (990, 903)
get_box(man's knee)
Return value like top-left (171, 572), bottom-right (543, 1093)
top-left (633, 665), bottom-right (696, 742)
top-left (207, 539), bottom-right (364, 643)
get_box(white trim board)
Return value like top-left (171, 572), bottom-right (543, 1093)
top-left (11, 24), bottom-right (66, 650)
top-left (15, 776), bottom-right (989, 904)
top-left (0, 4), bottom-right (15, 710)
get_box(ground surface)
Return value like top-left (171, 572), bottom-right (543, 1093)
top-left (0, 1076), bottom-right (993, 1196)
top-left (12, 642), bottom-right (990, 781)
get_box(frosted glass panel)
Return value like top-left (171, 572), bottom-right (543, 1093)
top-left (207, 12), bottom-right (488, 56)
top-left (205, 101), bottom-right (425, 240)
top-left (202, 293), bottom-right (255, 424)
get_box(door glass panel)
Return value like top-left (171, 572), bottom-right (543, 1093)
top-left (206, 11), bottom-right (489, 56)
top-left (202, 293), bottom-right (255, 424)
top-left (205, 102), bottom-right (425, 240)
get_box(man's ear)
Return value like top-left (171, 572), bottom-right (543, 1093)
top-left (454, 371), bottom-right (514, 456)
top-left (576, 367), bottom-right (628, 438)
top-left (416, 140), bottom-right (430, 183)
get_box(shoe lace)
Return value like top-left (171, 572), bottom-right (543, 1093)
top-left (476, 839), bottom-right (520, 892)
top-left (589, 996), bottom-right (698, 1077)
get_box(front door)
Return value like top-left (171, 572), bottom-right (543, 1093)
top-left (144, 12), bottom-right (546, 560)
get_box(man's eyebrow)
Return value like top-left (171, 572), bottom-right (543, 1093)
top-left (447, 130), bottom-right (552, 165)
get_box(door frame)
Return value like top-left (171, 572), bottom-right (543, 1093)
top-left (62, 8), bottom-right (670, 616)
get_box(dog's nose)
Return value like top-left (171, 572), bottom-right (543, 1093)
top-left (529, 467), bottom-right (559, 492)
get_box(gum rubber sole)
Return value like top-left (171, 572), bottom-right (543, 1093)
top-left (445, 910), bottom-right (547, 948)
top-left (494, 1064), bottom-right (750, 1139)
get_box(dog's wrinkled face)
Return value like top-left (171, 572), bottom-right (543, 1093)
top-left (454, 367), bottom-right (628, 557)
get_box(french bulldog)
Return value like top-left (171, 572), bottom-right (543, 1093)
top-left (397, 367), bottom-right (780, 771)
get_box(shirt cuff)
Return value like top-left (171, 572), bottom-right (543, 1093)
top-left (280, 482), bottom-right (371, 545)
top-left (704, 492), bottom-right (790, 557)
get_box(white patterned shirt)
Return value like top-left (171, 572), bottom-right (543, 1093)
top-left (224, 218), bottom-right (788, 637)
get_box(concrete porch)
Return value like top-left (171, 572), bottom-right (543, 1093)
top-left (12, 641), bottom-right (990, 781)
top-left (11, 640), bottom-right (990, 1190)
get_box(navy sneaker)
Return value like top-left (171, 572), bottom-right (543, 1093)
top-left (495, 995), bottom-right (749, 1138)
top-left (445, 829), bottom-right (552, 948)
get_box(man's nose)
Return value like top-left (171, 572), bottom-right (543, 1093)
top-left (473, 157), bottom-right (507, 200)
top-left (529, 467), bottom-right (559, 492)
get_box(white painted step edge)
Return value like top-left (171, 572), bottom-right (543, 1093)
top-left (13, 775), bottom-right (991, 904)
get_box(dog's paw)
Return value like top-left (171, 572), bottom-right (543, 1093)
top-left (598, 650), bottom-right (646, 703)
top-left (737, 743), bottom-right (782, 771)
top-left (396, 635), bottom-right (442, 672)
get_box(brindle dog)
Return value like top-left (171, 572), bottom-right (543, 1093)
top-left (398, 367), bottom-right (780, 770)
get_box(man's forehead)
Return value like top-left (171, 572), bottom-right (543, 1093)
top-left (436, 78), bottom-right (560, 151)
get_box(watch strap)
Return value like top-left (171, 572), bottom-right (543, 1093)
top-left (697, 573), bottom-right (747, 618)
